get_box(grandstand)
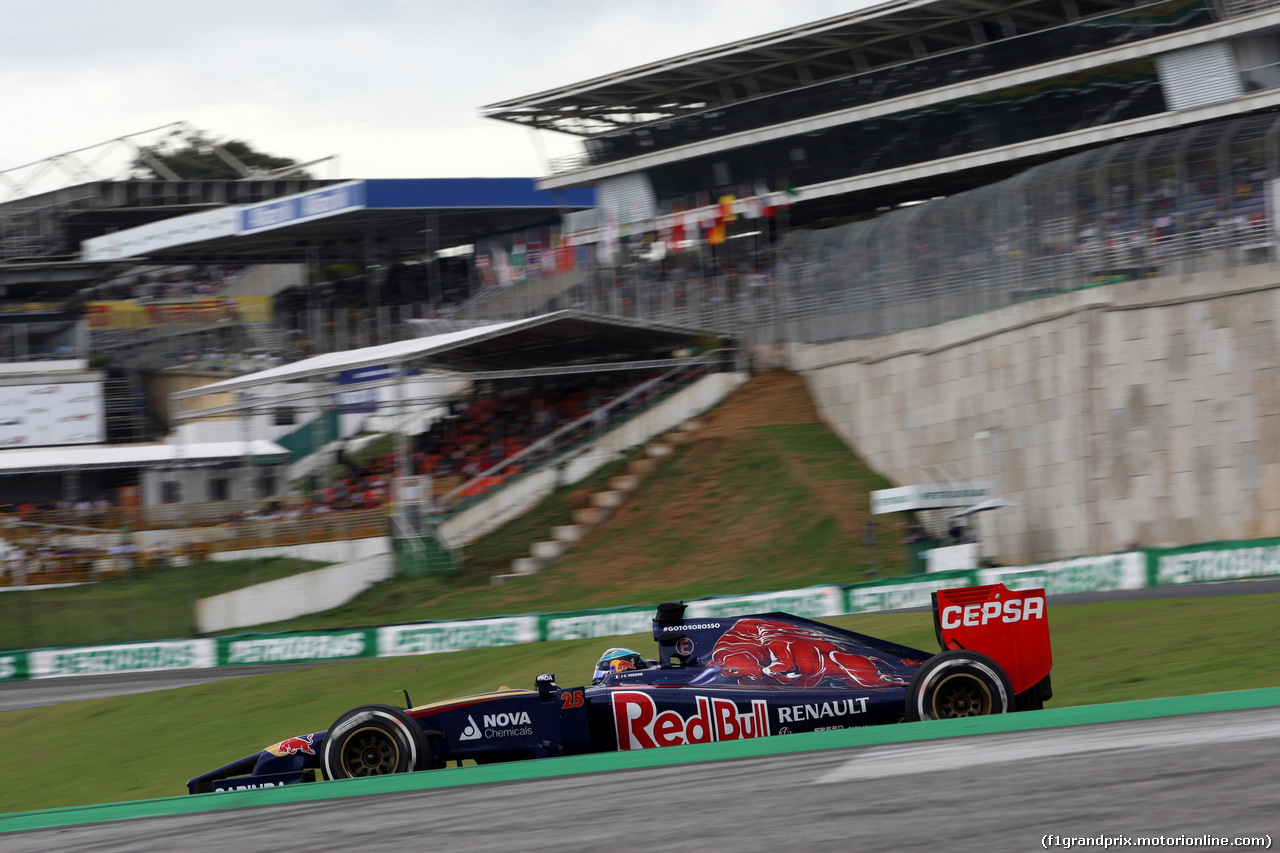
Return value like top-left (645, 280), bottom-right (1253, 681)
top-left (467, 0), bottom-right (1280, 564)
top-left (475, 0), bottom-right (1280, 341)
top-left (499, 0), bottom-right (1278, 217)
top-left (0, 171), bottom-right (724, 588)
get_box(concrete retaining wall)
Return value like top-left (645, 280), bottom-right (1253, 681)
top-left (195, 551), bottom-right (395, 633)
top-left (790, 263), bottom-right (1280, 564)
top-left (208, 536), bottom-right (390, 564)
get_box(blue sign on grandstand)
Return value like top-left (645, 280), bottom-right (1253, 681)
top-left (361, 179), bottom-right (594, 210)
top-left (241, 181), bottom-right (367, 234)
top-left (335, 365), bottom-right (397, 413)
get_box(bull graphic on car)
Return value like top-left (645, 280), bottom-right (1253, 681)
top-left (187, 584), bottom-right (1053, 794)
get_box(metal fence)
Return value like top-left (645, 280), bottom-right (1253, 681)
top-left (472, 113), bottom-right (1280, 346)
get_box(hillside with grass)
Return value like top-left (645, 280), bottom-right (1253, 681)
top-left (250, 370), bottom-right (914, 632)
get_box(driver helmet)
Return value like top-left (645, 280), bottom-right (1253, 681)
top-left (592, 647), bottom-right (646, 684)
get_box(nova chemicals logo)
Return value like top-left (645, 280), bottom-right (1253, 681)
top-left (458, 710), bottom-right (534, 741)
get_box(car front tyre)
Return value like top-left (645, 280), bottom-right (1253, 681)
top-left (321, 704), bottom-right (428, 780)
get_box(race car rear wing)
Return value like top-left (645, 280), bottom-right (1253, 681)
top-left (931, 583), bottom-right (1052, 695)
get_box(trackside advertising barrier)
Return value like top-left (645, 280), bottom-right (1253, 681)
top-left (1147, 537), bottom-right (1280, 585)
top-left (377, 616), bottom-right (539, 657)
top-left (978, 553), bottom-right (1146, 594)
top-left (7, 538), bottom-right (1280, 681)
top-left (541, 606), bottom-right (653, 642)
top-left (685, 585), bottom-right (843, 619)
top-left (844, 570), bottom-right (977, 613)
top-left (0, 651), bottom-right (28, 681)
top-left (218, 629), bottom-right (377, 666)
top-left (27, 640), bottom-right (216, 678)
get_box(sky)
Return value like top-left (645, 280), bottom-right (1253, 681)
top-left (1, 1), bottom-right (868, 193)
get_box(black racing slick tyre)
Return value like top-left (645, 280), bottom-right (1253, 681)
top-left (321, 704), bottom-right (428, 781)
top-left (905, 650), bottom-right (1013, 722)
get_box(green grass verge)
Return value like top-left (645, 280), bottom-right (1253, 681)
top-left (1, 591), bottom-right (1276, 815)
top-left (0, 558), bottom-right (326, 651)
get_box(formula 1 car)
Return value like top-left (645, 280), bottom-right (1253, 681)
top-left (188, 583), bottom-right (1052, 793)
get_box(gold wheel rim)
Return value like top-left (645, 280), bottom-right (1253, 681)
top-left (931, 672), bottom-right (992, 718)
top-left (339, 726), bottom-right (401, 777)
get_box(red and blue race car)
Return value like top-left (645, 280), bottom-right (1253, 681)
top-left (187, 583), bottom-right (1053, 793)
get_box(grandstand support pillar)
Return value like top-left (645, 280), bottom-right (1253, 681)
top-left (425, 211), bottom-right (441, 305)
top-left (363, 228), bottom-right (385, 344)
top-left (395, 363), bottom-right (411, 487)
top-left (773, 203), bottom-right (788, 345)
top-left (238, 392), bottom-right (254, 503)
top-left (307, 243), bottom-right (323, 355)
top-left (63, 467), bottom-right (81, 507)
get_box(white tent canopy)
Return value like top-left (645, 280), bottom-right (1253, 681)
top-left (176, 316), bottom-right (532, 398)
top-left (0, 440), bottom-right (288, 475)
top-left (950, 497), bottom-right (1018, 517)
top-left (174, 310), bottom-right (710, 400)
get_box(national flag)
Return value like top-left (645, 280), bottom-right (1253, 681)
top-left (755, 182), bottom-right (776, 218)
top-left (671, 218), bottom-right (686, 249)
top-left (719, 194), bottom-right (738, 222)
top-left (597, 212), bottom-right (620, 265)
top-left (492, 247), bottom-right (513, 286)
top-left (557, 244), bottom-right (575, 271)
top-left (542, 235), bottom-right (558, 272)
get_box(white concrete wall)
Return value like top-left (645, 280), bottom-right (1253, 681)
top-left (790, 264), bottom-right (1280, 564)
top-left (195, 550), bottom-right (394, 633)
top-left (220, 263), bottom-right (304, 297)
top-left (208, 535), bottom-right (390, 564)
top-left (440, 371), bottom-right (748, 545)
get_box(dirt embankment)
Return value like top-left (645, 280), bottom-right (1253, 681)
top-left (531, 370), bottom-right (903, 603)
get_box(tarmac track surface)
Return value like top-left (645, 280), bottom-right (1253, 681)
top-left (0, 662), bottom-right (336, 712)
top-left (6, 707), bottom-right (1277, 853)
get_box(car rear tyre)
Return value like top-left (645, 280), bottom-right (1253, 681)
top-left (321, 704), bottom-right (427, 780)
top-left (905, 650), bottom-right (1013, 721)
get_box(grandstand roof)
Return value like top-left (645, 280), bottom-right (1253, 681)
top-left (77, 179), bottom-right (597, 266)
top-left (179, 311), bottom-right (708, 394)
top-left (172, 311), bottom-right (715, 418)
top-left (0, 440), bottom-right (289, 475)
top-left (482, 0), bottom-right (1146, 135)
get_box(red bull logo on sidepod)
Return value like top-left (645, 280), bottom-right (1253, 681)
top-left (267, 734), bottom-right (316, 757)
top-left (613, 692), bottom-right (769, 750)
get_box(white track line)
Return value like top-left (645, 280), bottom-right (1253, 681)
top-left (813, 711), bottom-right (1280, 784)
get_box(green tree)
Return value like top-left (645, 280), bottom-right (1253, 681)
top-left (131, 131), bottom-right (312, 180)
